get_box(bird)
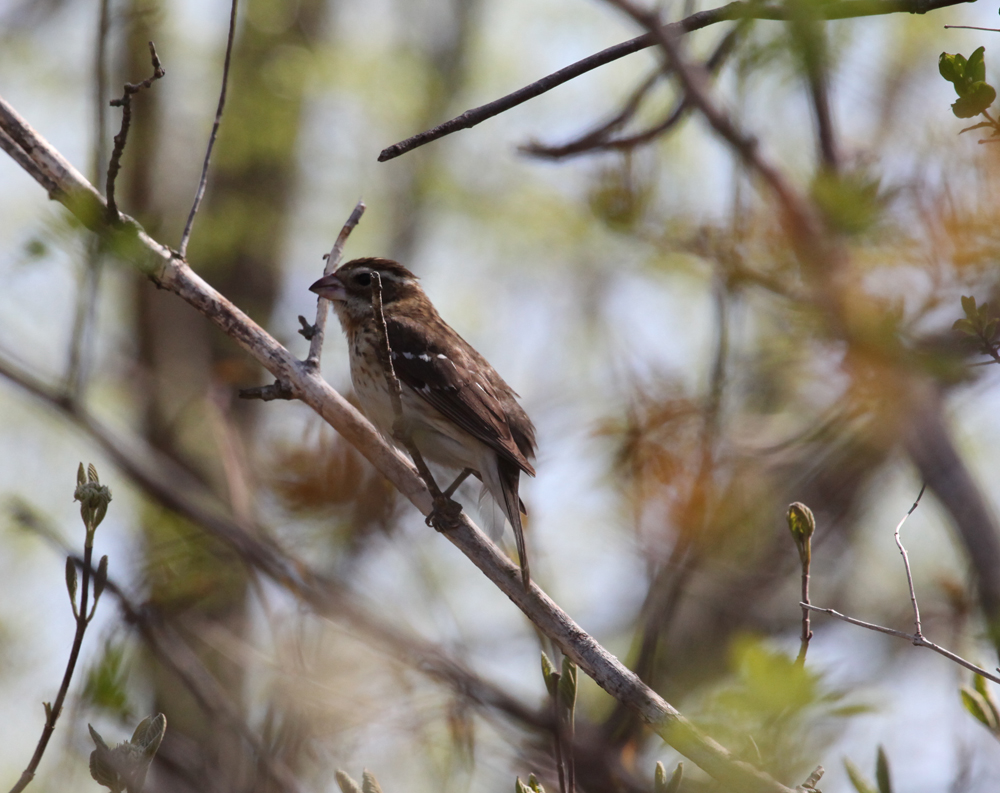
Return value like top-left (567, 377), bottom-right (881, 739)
top-left (310, 257), bottom-right (537, 586)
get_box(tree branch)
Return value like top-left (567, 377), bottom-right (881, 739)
top-left (377, 0), bottom-right (972, 161)
top-left (0, 93), bottom-right (795, 793)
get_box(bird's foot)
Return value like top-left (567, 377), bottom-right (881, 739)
top-left (426, 494), bottom-right (463, 532)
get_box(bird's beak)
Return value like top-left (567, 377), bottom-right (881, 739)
top-left (310, 272), bottom-right (346, 301)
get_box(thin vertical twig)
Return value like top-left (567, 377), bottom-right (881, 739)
top-left (895, 484), bottom-right (927, 639)
top-left (178, 0), bottom-right (239, 260)
top-left (8, 547), bottom-right (94, 793)
top-left (796, 547), bottom-right (812, 667)
top-left (303, 200), bottom-right (366, 370)
top-left (105, 41), bottom-right (165, 222)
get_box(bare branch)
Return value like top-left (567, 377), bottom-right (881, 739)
top-left (377, 0), bottom-right (972, 161)
top-left (304, 200), bottom-right (366, 370)
top-left (105, 41), bottom-right (165, 223)
top-left (895, 484), bottom-right (927, 638)
top-left (178, 0), bottom-right (238, 259)
top-left (0, 97), bottom-right (795, 793)
top-left (803, 605), bottom-right (1000, 684)
top-left (522, 25), bottom-right (741, 160)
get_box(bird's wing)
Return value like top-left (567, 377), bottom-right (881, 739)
top-left (386, 317), bottom-right (535, 476)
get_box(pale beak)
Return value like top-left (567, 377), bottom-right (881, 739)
top-left (310, 273), bottom-right (347, 301)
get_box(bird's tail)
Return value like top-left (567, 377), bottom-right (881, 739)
top-left (480, 459), bottom-right (530, 587)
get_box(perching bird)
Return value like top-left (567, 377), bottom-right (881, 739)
top-left (310, 257), bottom-right (536, 586)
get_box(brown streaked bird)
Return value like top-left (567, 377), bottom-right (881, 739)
top-left (310, 257), bottom-right (536, 585)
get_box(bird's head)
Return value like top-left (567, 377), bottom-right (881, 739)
top-left (310, 257), bottom-right (425, 327)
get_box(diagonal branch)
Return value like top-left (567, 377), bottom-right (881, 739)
top-left (0, 92), bottom-right (795, 793)
top-left (377, 0), bottom-right (972, 162)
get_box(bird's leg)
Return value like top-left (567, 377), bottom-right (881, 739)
top-left (443, 468), bottom-right (474, 498)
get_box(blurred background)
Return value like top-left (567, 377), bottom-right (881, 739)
top-left (3, 0), bottom-right (1000, 790)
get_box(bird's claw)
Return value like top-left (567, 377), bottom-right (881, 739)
top-left (426, 494), bottom-right (463, 531)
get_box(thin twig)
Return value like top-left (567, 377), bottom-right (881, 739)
top-left (895, 484), bottom-right (927, 638)
top-left (178, 0), bottom-right (238, 259)
top-left (523, 25), bottom-right (742, 160)
top-left (304, 200), bottom-right (366, 370)
top-left (105, 41), bottom-right (164, 222)
top-left (802, 604), bottom-right (1000, 683)
top-left (7, 544), bottom-right (95, 793)
top-left (796, 544), bottom-right (812, 667)
top-left (377, 0), bottom-right (971, 162)
top-left (369, 272), bottom-right (447, 504)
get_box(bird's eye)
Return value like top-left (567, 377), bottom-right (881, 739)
top-left (354, 272), bottom-right (372, 287)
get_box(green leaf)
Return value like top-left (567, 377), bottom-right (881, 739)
top-left (962, 295), bottom-right (977, 316)
top-left (83, 641), bottom-right (131, 720)
top-left (844, 759), bottom-right (877, 793)
top-left (939, 52), bottom-right (965, 86)
top-left (972, 675), bottom-right (1000, 729)
top-left (528, 773), bottom-right (545, 793)
top-left (953, 318), bottom-right (978, 336)
top-left (985, 318), bottom-right (999, 342)
top-left (967, 46), bottom-right (987, 85)
top-left (952, 82), bottom-right (997, 118)
top-left (875, 746), bottom-right (892, 793)
top-left (131, 713), bottom-right (166, 758)
top-left (961, 686), bottom-right (997, 729)
top-left (514, 779), bottom-right (530, 793)
top-left (558, 658), bottom-right (578, 716)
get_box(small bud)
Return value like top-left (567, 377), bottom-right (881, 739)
top-left (540, 652), bottom-right (559, 698)
top-left (94, 555), bottom-right (109, 603)
top-left (74, 463), bottom-right (112, 541)
top-left (514, 778), bottom-right (530, 793)
top-left (558, 658), bottom-right (578, 716)
top-left (527, 773), bottom-right (545, 793)
top-left (787, 502), bottom-right (815, 566)
top-left (66, 557), bottom-right (78, 607)
top-left (361, 770), bottom-right (383, 793)
top-left (787, 502), bottom-right (815, 543)
top-left (335, 771), bottom-right (362, 793)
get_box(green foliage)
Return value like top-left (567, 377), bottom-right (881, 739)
top-left (694, 636), bottom-right (858, 780)
top-left (844, 746), bottom-right (892, 793)
top-left (83, 640), bottom-right (133, 721)
top-left (810, 169), bottom-right (887, 235)
top-left (939, 47), bottom-right (997, 118)
top-left (953, 294), bottom-right (1000, 360)
top-left (960, 674), bottom-right (1000, 739)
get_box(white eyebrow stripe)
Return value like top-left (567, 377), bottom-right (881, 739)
top-left (418, 353), bottom-right (431, 362)
top-left (437, 354), bottom-right (448, 360)
top-left (401, 351), bottom-right (415, 359)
